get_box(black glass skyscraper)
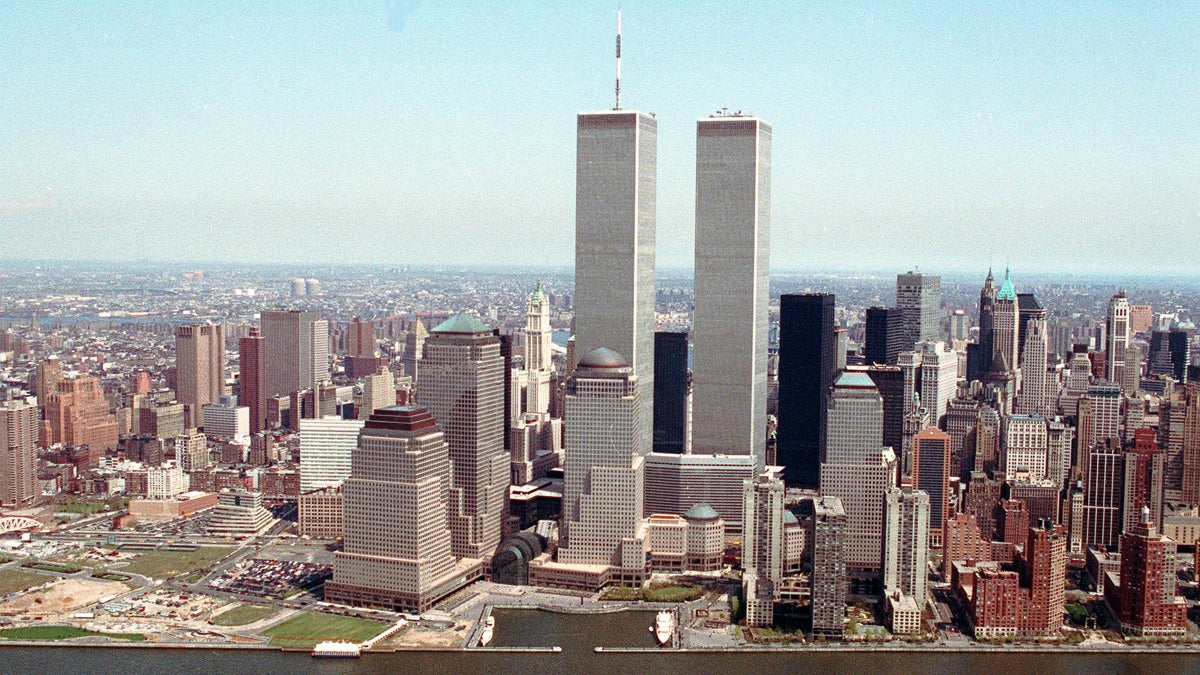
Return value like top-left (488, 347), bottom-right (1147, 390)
top-left (864, 306), bottom-right (903, 365)
top-left (777, 293), bottom-right (836, 488)
top-left (1149, 329), bottom-right (1191, 384)
top-left (653, 331), bottom-right (688, 454)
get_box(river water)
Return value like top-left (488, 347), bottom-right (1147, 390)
top-left (2, 608), bottom-right (1197, 675)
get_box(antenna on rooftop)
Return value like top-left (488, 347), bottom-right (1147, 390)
top-left (614, 9), bottom-right (622, 110)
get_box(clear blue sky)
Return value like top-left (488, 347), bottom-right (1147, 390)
top-left (2, 2), bottom-right (1197, 275)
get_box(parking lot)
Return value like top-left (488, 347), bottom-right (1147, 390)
top-left (208, 559), bottom-right (331, 599)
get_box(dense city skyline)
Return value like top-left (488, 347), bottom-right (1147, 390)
top-left (3, 3), bottom-right (1198, 274)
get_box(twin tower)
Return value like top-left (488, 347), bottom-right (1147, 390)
top-left (574, 109), bottom-right (771, 468)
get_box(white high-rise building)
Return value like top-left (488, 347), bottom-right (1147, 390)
top-left (417, 314), bottom-right (508, 561)
top-left (1017, 309), bottom-right (1050, 416)
top-left (742, 472), bottom-right (784, 627)
top-left (882, 486), bottom-right (930, 607)
top-left (175, 428), bottom-right (209, 472)
top-left (558, 349), bottom-right (647, 567)
top-left (574, 110), bottom-right (656, 453)
top-left (1107, 292), bottom-right (1131, 393)
top-left (518, 283), bottom-right (555, 416)
top-left (326, 406), bottom-right (481, 612)
top-left (1002, 414), bottom-right (1049, 480)
top-left (918, 341), bottom-right (958, 426)
top-left (359, 366), bottom-right (395, 421)
top-left (1078, 381), bottom-right (1122, 486)
top-left (820, 372), bottom-right (898, 575)
top-left (298, 417), bottom-right (365, 492)
top-left (202, 395), bottom-right (249, 440)
top-left (692, 115), bottom-right (771, 465)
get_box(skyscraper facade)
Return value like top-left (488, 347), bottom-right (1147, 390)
top-left (175, 323), bottom-right (226, 415)
top-left (896, 272), bottom-right (942, 348)
top-left (239, 327), bottom-right (264, 433)
top-left (912, 427), bottom-right (951, 547)
top-left (777, 293), bottom-right (835, 488)
top-left (882, 486), bottom-right (930, 607)
top-left (416, 314), bottom-right (508, 560)
top-left (652, 331), bottom-right (688, 454)
top-left (261, 310), bottom-right (329, 399)
top-left (1106, 292), bottom-right (1131, 393)
top-left (325, 406), bottom-right (481, 612)
top-left (865, 307), bottom-right (904, 366)
top-left (0, 398), bottom-right (38, 508)
top-left (559, 349), bottom-right (647, 567)
top-left (298, 417), bottom-right (366, 492)
top-left (991, 268), bottom-right (1019, 379)
top-left (1016, 294), bottom-right (1049, 416)
top-left (574, 110), bottom-right (657, 452)
top-left (692, 115), bottom-right (770, 464)
top-left (347, 316), bottom-right (376, 358)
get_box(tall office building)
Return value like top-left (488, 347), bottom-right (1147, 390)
top-left (692, 115), bottom-right (770, 464)
top-left (519, 282), bottom-right (556, 416)
top-left (1148, 329), bottom-right (1191, 384)
top-left (1106, 292), bottom-right (1131, 393)
top-left (742, 473), bottom-right (784, 627)
top-left (1123, 428), bottom-right (1165, 533)
top-left (865, 364), bottom-right (905, 467)
top-left (43, 377), bottom-right (118, 467)
top-left (777, 293), bottom-right (836, 488)
top-left (1078, 381), bottom-right (1122, 485)
top-left (239, 327), bottom-right (264, 433)
top-left (882, 486), bottom-right (930, 609)
top-left (175, 428), bottom-right (209, 472)
top-left (652, 332), bottom-right (688, 454)
top-left (347, 317), bottom-right (376, 358)
top-left (416, 314), bottom-right (507, 560)
top-left (807, 496), bottom-right (849, 637)
top-left (912, 428), bottom-right (950, 548)
top-left (359, 366), bottom-right (395, 421)
top-left (1109, 509), bottom-right (1188, 636)
top-left (1016, 294), bottom-right (1049, 416)
top-left (1083, 438), bottom-right (1124, 552)
top-left (0, 399), bottom-right (38, 508)
top-left (175, 324), bottom-right (225, 415)
top-left (971, 269), bottom-right (998, 380)
top-left (820, 372), bottom-right (897, 579)
top-left (559, 349), bottom-right (647, 567)
top-left (574, 109), bottom-right (656, 452)
top-left (33, 356), bottom-right (62, 417)
top-left (896, 272), bottom-right (942, 349)
top-left (865, 307), bottom-right (904, 366)
top-left (261, 310), bottom-right (329, 399)
top-left (298, 417), bottom-right (366, 492)
top-left (325, 406), bottom-right (481, 612)
top-left (918, 341), bottom-right (958, 426)
top-left (991, 268), bottom-right (1019, 381)
top-left (1002, 414), bottom-right (1049, 480)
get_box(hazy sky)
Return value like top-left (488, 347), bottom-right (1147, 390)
top-left (2, 2), bottom-right (1197, 275)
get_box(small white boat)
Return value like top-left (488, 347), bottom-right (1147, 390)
top-left (651, 610), bottom-right (674, 645)
top-left (312, 641), bottom-right (361, 658)
top-left (479, 615), bottom-right (495, 646)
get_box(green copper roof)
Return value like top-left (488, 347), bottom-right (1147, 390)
top-left (530, 280), bottom-right (546, 303)
top-left (997, 267), bottom-right (1016, 301)
top-left (685, 503), bottom-right (720, 521)
top-left (430, 313), bottom-right (490, 334)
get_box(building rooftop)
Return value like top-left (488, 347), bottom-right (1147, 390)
top-left (833, 371), bottom-right (877, 390)
top-left (577, 348), bottom-right (629, 369)
top-left (997, 267), bottom-right (1016, 301)
top-left (684, 503), bottom-right (720, 521)
top-left (430, 313), bottom-right (490, 335)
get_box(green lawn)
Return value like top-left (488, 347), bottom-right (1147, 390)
top-left (210, 603), bottom-right (277, 627)
top-left (0, 626), bottom-right (145, 641)
top-left (121, 547), bottom-right (235, 579)
top-left (600, 583), bottom-right (706, 602)
top-left (260, 612), bottom-right (386, 647)
top-left (0, 569), bottom-right (50, 595)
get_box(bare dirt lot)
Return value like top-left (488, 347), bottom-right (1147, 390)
top-left (0, 578), bottom-right (128, 617)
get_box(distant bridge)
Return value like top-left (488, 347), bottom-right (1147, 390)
top-left (0, 517), bottom-right (41, 535)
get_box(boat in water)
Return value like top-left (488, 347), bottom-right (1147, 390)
top-left (311, 641), bottom-right (361, 658)
top-left (479, 615), bottom-right (495, 646)
top-left (650, 610), bottom-right (674, 646)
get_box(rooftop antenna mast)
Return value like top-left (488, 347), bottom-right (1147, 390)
top-left (614, 9), bottom-right (622, 110)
